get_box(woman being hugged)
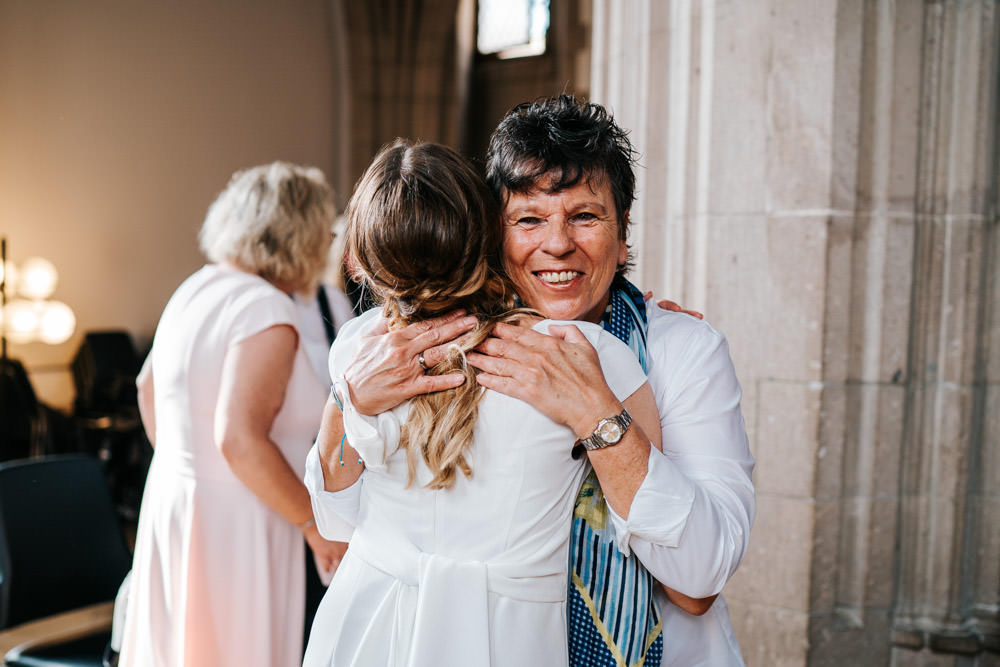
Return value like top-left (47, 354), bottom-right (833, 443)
top-left (120, 163), bottom-right (346, 667)
top-left (303, 140), bottom-right (662, 667)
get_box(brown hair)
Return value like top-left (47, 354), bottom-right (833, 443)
top-left (346, 139), bottom-right (529, 489)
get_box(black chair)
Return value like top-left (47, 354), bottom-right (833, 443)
top-left (71, 331), bottom-right (151, 524)
top-left (0, 358), bottom-right (42, 462)
top-left (0, 455), bottom-right (132, 666)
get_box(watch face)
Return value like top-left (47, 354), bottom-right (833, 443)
top-left (596, 418), bottom-right (623, 443)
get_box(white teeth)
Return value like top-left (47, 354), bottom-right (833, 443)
top-left (537, 271), bottom-right (580, 284)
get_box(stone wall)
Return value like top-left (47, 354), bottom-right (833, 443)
top-left (590, 1), bottom-right (999, 664)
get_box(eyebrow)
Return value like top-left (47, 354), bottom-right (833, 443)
top-left (505, 200), bottom-right (611, 218)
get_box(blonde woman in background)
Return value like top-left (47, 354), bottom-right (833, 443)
top-left (120, 163), bottom-right (347, 667)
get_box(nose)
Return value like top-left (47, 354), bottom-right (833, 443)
top-left (540, 219), bottom-right (575, 256)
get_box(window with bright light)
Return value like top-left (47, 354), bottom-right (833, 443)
top-left (477, 0), bottom-right (549, 59)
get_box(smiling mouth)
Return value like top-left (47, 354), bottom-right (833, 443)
top-left (535, 270), bottom-right (581, 285)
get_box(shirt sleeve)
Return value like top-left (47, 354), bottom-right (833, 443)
top-left (606, 309), bottom-right (756, 598)
top-left (303, 443), bottom-right (360, 541)
top-left (227, 282), bottom-right (298, 345)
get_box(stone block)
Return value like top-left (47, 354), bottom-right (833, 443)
top-left (703, 215), bottom-right (770, 379)
top-left (889, 646), bottom-right (963, 667)
top-left (728, 602), bottom-right (809, 667)
top-left (765, 0), bottom-right (838, 212)
top-left (704, 215), bottom-right (828, 383)
top-left (761, 216), bottom-right (827, 380)
top-left (839, 383), bottom-right (905, 499)
top-left (885, 0), bottom-right (925, 213)
top-left (815, 383), bottom-right (846, 501)
top-left (808, 607), bottom-right (892, 666)
top-left (831, 494), bottom-right (899, 618)
top-left (864, 498), bottom-right (899, 607)
top-left (849, 0), bottom-right (923, 213)
top-left (829, 0), bottom-right (863, 214)
top-left (707, 0), bottom-right (772, 215)
top-left (921, 216), bottom-right (991, 386)
top-left (809, 499), bottom-right (841, 611)
top-left (876, 216), bottom-right (915, 379)
top-left (982, 385), bottom-right (1000, 494)
top-left (821, 215), bottom-right (855, 384)
top-left (727, 494), bottom-right (813, 612)
top-left (968, 496), bottom-right (999, 610)
top-left (754, 380), bottom-right (821, 498)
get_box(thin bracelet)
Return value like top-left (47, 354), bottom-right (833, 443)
top-left (330, 383), bottom-right (344, 411)
top-left (298, 517), bottom-right (315, 530)
top-left (338, 432), bottom-right (363, 466)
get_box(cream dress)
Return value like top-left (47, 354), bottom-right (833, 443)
top-left (119, 264), bottom-right (327, 667)
top-left (303, 309), bottom-right (646, 667)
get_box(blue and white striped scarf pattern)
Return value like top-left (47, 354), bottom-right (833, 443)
top-left (567, 276), bottom-right (662, 667)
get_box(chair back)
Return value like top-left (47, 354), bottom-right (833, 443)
top-left (0, 455), bottom-right (132, 628)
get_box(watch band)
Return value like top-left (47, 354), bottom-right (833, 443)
top-left (577, 408), bottom-right (633, 451)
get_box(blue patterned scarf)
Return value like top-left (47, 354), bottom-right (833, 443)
top-left (567, 276), bottom-right (662, 667)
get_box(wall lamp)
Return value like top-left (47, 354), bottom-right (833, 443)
top-left (1, 237), bottom-right (76, 357)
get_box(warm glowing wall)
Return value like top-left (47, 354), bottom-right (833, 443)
top-left (0, 0), bottom-right (344, 410)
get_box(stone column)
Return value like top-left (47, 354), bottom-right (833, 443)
top-left (590, 1), bottom-right (999, 665)
top-left (890, 1), bottom-right (999, 661)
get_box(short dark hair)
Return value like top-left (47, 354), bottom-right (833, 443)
top-left (485, 94), bottom-right (638, 242)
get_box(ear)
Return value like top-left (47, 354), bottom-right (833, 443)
top-left (617, 211), bottom-right (630, 265)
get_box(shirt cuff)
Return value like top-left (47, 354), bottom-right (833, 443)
top-left (303, 444), bottom-right (360, 542)
top-left (333, 376), bottom-right (400, 471)
top-left (606, 447), bottom-right (697, 554)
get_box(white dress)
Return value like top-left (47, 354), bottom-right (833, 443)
top-left (302, 309), bottom-right (646, 667)
top-left (119, 264), bottom-right (327, 667)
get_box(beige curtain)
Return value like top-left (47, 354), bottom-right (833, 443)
top-left (332, 0), bottom-right (475, 193)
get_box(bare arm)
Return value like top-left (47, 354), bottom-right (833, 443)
top-left (663, 590), bottom-right (718, 616)
top-left (315, 394), bottom-right (364, 492)
top-left (136, 354), bottom-right (155, 446)
top-left (215, 324), bottom-right (346, 572)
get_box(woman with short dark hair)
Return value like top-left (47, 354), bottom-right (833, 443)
top-left (303, 139), bottom-right (662, 666)
top-left (322, 96), bottom-right (755, 666)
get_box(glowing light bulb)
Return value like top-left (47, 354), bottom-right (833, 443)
top-left (0, 260), bottom-right (18, 294)
top-left (5, 299), bottom-right (41, 343)
top-left (37, 300), bottom-right (76, 344)
top-left (18, 257), bottom-right (58, 300)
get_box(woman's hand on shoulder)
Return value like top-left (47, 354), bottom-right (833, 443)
top-left (644, 292), bottom-right (703, 320)
top-left (344, 310), bottom-right (478, 415)
top-left (468, 321), bottom-right (620, 439)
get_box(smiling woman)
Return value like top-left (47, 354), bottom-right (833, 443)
top-left (309, 96), bottom-right (755, 667)
top-left (301, 139), bottom-right (662, 667)
top-left (501, 176), bottom-right (628, 324)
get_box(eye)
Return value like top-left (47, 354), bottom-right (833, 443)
top-left (513, 216), bottom-right (545, 227)
top-left (569, 212), bottom-right (598, 225)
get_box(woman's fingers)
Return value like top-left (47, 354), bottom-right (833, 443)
top-left (405, 310), bottom-right (473, 342)
top-left (656, 298), bottom-right (704, 320)
top-left (344, 311), bottom-right (476, 414)
top-left (545, 323), bottom-right (587, 344)
top-left (415, 372), bottom-right (467, 392)
top-left (412, 315), bottom-right (479, 365)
